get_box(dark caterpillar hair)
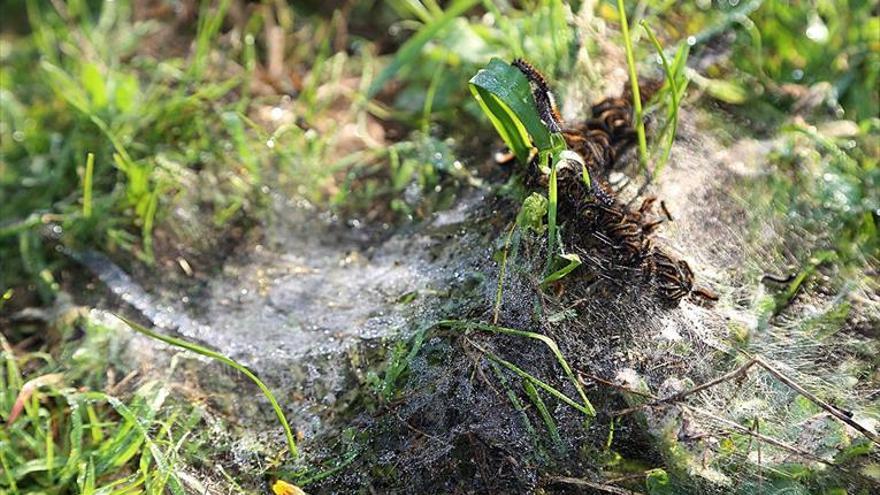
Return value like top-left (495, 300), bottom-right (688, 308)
top-left (511, 59), bottom-right (564, 133)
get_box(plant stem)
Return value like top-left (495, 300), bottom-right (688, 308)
top-left (546, 153), bottom-right (558, 273)
top-left (83, 153), bottom-right (94, 218)
top-left (616, 0), bottom-right (648, 172)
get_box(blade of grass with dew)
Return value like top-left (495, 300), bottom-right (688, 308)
top-left (115, 315), bottom-right (298, 458)
top-left (489, 360), bottom-right (545, 459)
top-left (616, 0), bottom-right (648, 172)
top-left (477, 345), bottom-right (593, 416)
top-left (523, 379), bottom-right (565, 454)
top-left (368, 0), bottom-right (480, 98)
top-left (493, 223), bottom-right (518, 324)
top-left (438, 320), bottom-right (595, 416)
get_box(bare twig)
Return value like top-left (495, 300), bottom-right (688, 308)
top-left (549, 476), bottom-right (645, 495)
top-left (685, 405), bottom-right (843, 470)
top-left (750, 355), bottom-right (879, 445)
top-left (614, 359), bottom-right (757, 417)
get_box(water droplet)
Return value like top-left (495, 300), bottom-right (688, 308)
top-left (12, 131), bottom-right (24, 142)
top-left (266, 139), bottom-right (275, 149)
top-left (805, 17), bottom-right (829, 43)
top-left (687, 36), bottom-right (697, 46)
top-left (792, 69), bottom-right (804, 80)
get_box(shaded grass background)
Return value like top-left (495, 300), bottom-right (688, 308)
top-left (1, 0), bottom-right (878, 492)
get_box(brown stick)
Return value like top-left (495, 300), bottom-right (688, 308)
top-left (685, 405), bottom-right (843, 470)
top-left (751, 355), bottom-right (879, 445)
top-left (548, 476), bottom-right (646, 495)
top-left (613, 359), bottom-right (757, 417)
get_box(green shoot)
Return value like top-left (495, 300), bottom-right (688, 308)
top-left (616, 0), bottom-right (648, 172)
top-left (494, 223), bottom-right (518, 324)
top-left (116, 315), bottom-right (298, 458)
top-left (547, 159), bottom-right (559, 270)
top-left (469, 59), bottom-right (575, 270)
top-left (641, 20), bottom-right (689, 177)
top-left (82, 152), bottom-right (94, 218)
top-left (523, 379), bottom-right (565, 453)
top-left (541, 253), bottom-right (582, 287)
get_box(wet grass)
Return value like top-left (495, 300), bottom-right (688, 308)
top-left (0, 315), bottom-right (202, 493)
top-left (1, 0), bottom-right (878, 492)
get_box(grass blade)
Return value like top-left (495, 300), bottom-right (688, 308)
top-left (82, 152), bottom-right (95, 218)
top-left (115, 315), bottom-right (298, 458)
top-left (368, 0), bottom-right (479, 98)
top-left (616, 0), bottom-right (648, 172)
top-left (438, 320), bottom-right (596, 416)
top-left (640, 21), bottom-right (687, 177)
top-left (523, 380), bottom-right (564, 454)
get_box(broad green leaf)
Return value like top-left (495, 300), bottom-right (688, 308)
top-left (469, 57), bottom-right (552, 161)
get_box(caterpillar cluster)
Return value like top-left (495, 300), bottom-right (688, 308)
top-left (510, 60), bottom-right (717, 307)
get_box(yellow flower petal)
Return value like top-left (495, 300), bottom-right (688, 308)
top-left (272, 480), bottom-right (305, 495)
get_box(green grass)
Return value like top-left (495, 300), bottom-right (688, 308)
top-left (616, 0), bottom-right (649, 172)
top-left (1, 0), bottom-right (264, 291)
top-left (2, 0), bottom-right (879, 492)
top-left (0, 316), bottom-right (199, 493)
top-left (380, 319), bottom-right (595, 417)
